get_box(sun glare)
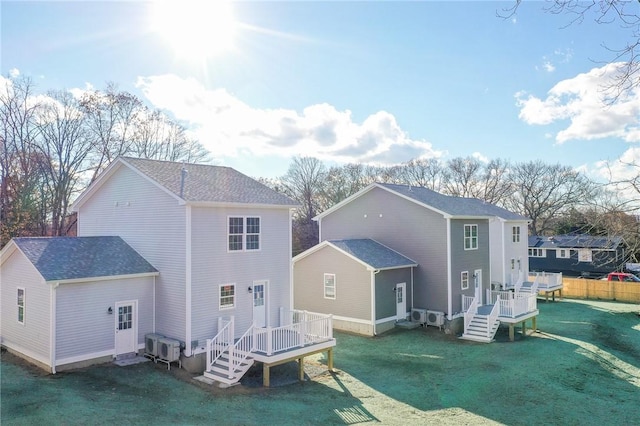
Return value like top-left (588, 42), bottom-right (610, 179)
top-left (151, 1), bottom-right (237, 59)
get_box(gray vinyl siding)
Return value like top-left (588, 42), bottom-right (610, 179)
top-left (55, 276), bottom-right (154, 360)
top-left (0, 250), bottom-right (51, 365)
top-left (190, 206), bottom-right (293, 341)
top-left (293, 246), bottom-right (372, 321)
top-left (76, 165), bottom-right (186, 342)
top-left (449, 219), bottom-right (490, 314)
top-left (375, 268), bottom-right (412, 320)
top-left (320, 186), bottom-right (448, 313)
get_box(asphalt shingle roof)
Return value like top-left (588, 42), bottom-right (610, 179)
top-left (378, 183), bottom-right (527, 220)
top-left (329, 239), bottom-right (417, 270)
top-left (528, 234), bottom-right (624, 250)
top-left (122, 157), bottom-right (298, 206)
top-left (13, 236), bottom-right (158, 281)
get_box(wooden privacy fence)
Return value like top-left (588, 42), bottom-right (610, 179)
top-left (562, 278), bottom-right (640, 303)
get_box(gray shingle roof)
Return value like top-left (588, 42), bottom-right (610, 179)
top-left (329, 239), bottom-right (417, 270)
top-left (378, 183), bottom-right (527, 220)
top-left (13, 236), bottom-right (158, 281)
top-left (121, 157), bottom-right (298, 206)
top-left (528, 234), bottom-right (624, 250)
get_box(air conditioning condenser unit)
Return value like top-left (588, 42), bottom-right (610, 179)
top-left (144, 333), bottom-right (164, 357)
top-left (158, 338), bottom-right (181, 362)
top-left (411, 308), bottom-right (427, 324)
top-left (426, 310), bottom-right (445, 329)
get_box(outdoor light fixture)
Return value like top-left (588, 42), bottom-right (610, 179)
top-left (247, 286), bottom-right (253, 293)
top-left (108, 307), bottom-right (113, 315)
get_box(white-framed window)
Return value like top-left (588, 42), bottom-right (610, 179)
top-left (461, 271), bottom-right (469, 290)
top-left (578, 249), bottom-right (593, 263)
top-left (17, 288), bottom-right (25, 324)
top-left (219, 284), bottom-right (235, 309)
top-left (557, 249), bottom-right (569, 259)
top-left (464, 224), bottom-right (478, 250)
top-left (529, 248), bottom-right (545, 257)
top-left (512, 226), bottom-right (520, 243)
top-left (324, 273), bottom-right (336, 299)
top-left (510, 258), bottom-right (515, 270)
top-left (228, 216), bottom-right (260, 252)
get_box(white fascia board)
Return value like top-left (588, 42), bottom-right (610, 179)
top-left (186, 201), bottom-right (300, 209)
top-left (0, 240), bottom-right (17, 266)
top-left (46, 271), bottom-right (159, 286)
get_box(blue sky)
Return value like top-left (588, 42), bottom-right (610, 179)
top-left (2, 1), bottom-right (638, 182)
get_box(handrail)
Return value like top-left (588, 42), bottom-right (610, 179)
top-left (228, 324), bottom-right (255, 378)
top-left (206, 317), bottom-right (233, 374)
top-left (486, 296), bottom-right (500, 339)
top-left (464, 297), bottom-right (478, 332)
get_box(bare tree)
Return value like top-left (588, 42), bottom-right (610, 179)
top-left (505, 160), bottom-right (599, 236)
top-left (400, 158), bottom-right (443, 190)
top-left (35, 90), bottom-right (92, 236)
top-left (441, 156), bottom-right (484, 198)
top-left (320, 163), bottom-right (370, 212)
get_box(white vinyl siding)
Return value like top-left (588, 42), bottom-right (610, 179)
top-left (324, 273), bottom-right (336, 299)
top-left (464, 224), bottom-right (478, 250)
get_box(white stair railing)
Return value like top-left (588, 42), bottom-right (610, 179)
top-left (206, 317), bottom-right (233, 374)
top-left (485, 296), bottom-right (500, 340)
top-left (463, 297), bottom-right (478, 332)
top-left (228, 324), bottom-right (255, 379)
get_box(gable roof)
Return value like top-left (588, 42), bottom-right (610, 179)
top-left (528, 234), bottom-right (624, 250)
top-left (4, 236), bottom-right (158, 282)
top-left (314, 182), bottom-right (528, 221)
top-left (73, 157), bottom-right (298, 210)
top-left (293, 238), bottom-right (417, 271)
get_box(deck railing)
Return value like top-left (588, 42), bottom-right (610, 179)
top-left (463, 296), bottom-right (478, 332)
top-left (462, 294), bottom-right (475, 313)
top-left (529, 271), bottom-right (563, 289)
top-left (206, 317), bottom-right (234, 375)
top-left (488, 290), bottom-right (537, 318)
top-left (485, 298), bottom-right (500, 339)
top-left (254, 310), bottom-right (333, 355)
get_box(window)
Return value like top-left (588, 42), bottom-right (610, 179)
top-left (228, 217), bottom-right (260, 251)
top-left (219, 284), bottom-right (235, 309)
top-left (512, 226), bottom-right (520, 243)
top-left (324, 273), bottom-right (336, 299)
top-left (17, 288), bottom-right (25, 324)
top-left (557, 249), bottom-right (569, 259)
top-left (461, 271), bottom-right (469, 290)
top-left (510, 258), bottom-right (515, 270)
top-left (578, 249), bottom-right (592, 263)
top-left (464, 224), bottom-right (478, 250)
top-left (529, 248), bottom-right (545, 257)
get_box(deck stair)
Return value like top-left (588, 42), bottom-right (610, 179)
top-left (203, 349), bottom-right (254, 385)
top-left (460, 297), bottom-right (501, 343)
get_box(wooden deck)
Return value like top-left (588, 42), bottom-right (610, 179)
top-left (478, 303), bottom-right (539, 341)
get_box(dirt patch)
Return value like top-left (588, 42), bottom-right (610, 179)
top-left (2, 299), bottom-right (640, 425)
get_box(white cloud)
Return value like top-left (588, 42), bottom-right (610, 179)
top-left (542, 61), bottom-right (555, 73)
top-left (135, 74), bottom-right (443, 165)
top-left (593, 147), bottom-right (640, 204)
top-left (472, 152), bottom-right (489, 163)
top-left (9, 68), bottom-right (20, 78)
top-left (516, 63), bottom-right (640, 143)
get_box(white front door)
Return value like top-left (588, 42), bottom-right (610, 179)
top-left (474, 269), bottom-right (483, 305)
top-left (252, 280), bottom-right (267, 328)
top-left (115, 300), bottom-right (137, 356)
top-left (395, 282), bottom-right (406, 320)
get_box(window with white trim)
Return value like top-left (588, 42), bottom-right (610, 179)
top-left (461, 271), bottom-right (469, 290)
top-left (324, 273), bottom-right (336, 299)
top-left (17, 288), bottom-right (25, 324)
top-left (464, 224), bottom-right (478, 250)
top-left (529, 248), bottom-right (545, 257)
top-left (557, 249), bottom-right (569, 259)
top-left (512, 226), bottom-right (520, 243)
top-left (228, 216), bottom-right (260, 251)
top-left (219, 284), bottom-right (235, 309)
top-left (510, 258), bottom-right (515, 270)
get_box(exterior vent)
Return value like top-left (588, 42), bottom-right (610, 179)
top-left (411, 308), bottom-right (427, 323)
top-left (158, 338), bottom-right (181, 362)
top-left (144, 333), bottom-right (164, 357)
top-left (426, 310), bottom-right (445, 328)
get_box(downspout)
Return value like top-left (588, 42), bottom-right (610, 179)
top-left (289, 208), bottom-right (295, 310)
top-left (500, 219), bottom-right (505, 285)
top-left (411, 267), bottom-right (414, 309)
top-left (153, 275), bottom-right (156, 332)
top-left (185, 204), bottom-right (192, 357)
top-left (50, 282), bottom-right (59, 374)
top-left (446, 218), bottom-right (452, 320)
top-left (371, 270), bottom-right (380, 335)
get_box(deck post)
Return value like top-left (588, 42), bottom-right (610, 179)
top-left (509, 324), bottom-right (515, 341)
top-left (327, 348), bottom-right (334, 371)
top-left (263, 363), bottom-right (270, 387)
top-left (521, 320), bottom-right (526, 337)
top-left (298, 357), bottom-right (304, 381)
top-left (532, 316), bottom-right (537, 332)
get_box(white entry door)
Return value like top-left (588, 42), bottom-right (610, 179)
top-left (395, 282), bottom-right (406, 320)
top-left (474, 269), bottom-right (483, 305)
top-left (252, 280), bottom-right (267, 328)
top-left (115, 300), bottom-right (137, 356)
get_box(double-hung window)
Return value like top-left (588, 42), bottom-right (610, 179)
top-left (219, 284), bottom-right (235, 309)
top-left (228, 216), bottom-right (260, 251)
top-left (17, 288), bottom-right (25, 324)
top-left (464, 224), bottom-right (478, 250)
top-left (512, 226), bottom-right (520, 243)
top-left (461, 271), bottom-right (469, 290)
top-left (324, 273), bottom-right (336, 299)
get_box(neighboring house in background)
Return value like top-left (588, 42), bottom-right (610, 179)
top-left (0, 236), bottom-right (158, 373)
top-left (1, 157), bottom-right (335, 384)
top-left (528, 234), bottom-right (625, 278)
top-left (293, 182), bottom-right (531, 336)
top-left (293, 238), bottom-right (417, 335)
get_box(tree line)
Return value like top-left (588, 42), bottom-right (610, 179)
top-left (3, 74), bottom-right (640, 265)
